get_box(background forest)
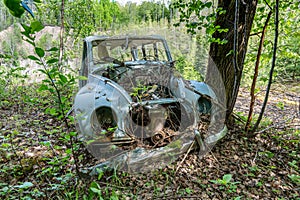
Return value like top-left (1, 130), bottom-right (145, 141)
top-left (0, 0), bottom-right (299, 199)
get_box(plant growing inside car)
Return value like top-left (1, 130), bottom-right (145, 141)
top-left (130, 83), bottom-right (154, 102)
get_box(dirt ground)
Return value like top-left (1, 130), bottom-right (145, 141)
top-left (0, 83), bottom-right (299, 199)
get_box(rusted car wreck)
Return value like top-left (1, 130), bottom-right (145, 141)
top-left (74, 35), bottom-right (227, 173)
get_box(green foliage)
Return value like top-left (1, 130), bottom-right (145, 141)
top-left (36, 33), bottom-right (54, 50)
top-left (275, 0), bottom-right (300, 81)
top-left (137, 1), bottom-right (170, 23)
top-left (118, 2), bottom-right (138, 25)
top-left (63, 0), bottom-right (122, 39)
top-left (170, 0), bottom-right (229, 80)
top-left (64, 0), bottom-right (97, 39)
top-left (1, 23), bottom-right (23, 59)
top-left (210, 174), bottom-right (233, 185)
top-left (175, 55), bottom-right (204, 81)
top-left (0, 52), bottom-right (27, 107)
top-left (243, 0), bottom-right (300, 86)
top-left (3, 0), bottom-right (40, 18)
top-left (0, 109), bottom-right (82, 199)
top-left (37, 0), bottom-right (60, 25)
top-left (0, 1), bottom-right (15, 31)
top-left (20, 20), bottom-right (76, 120)
top-left (172, 0), bottom-right (228, 43)
top-left (288, 174), bottom-right (300, 185)
top-left (210, 174), bottom-right (240, 193)
top-left (3, 0), bottom-right (25, 18)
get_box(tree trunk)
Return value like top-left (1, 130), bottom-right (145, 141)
top-left (206, 0), bottom-right (258, 121)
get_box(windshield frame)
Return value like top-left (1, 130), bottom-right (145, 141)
top-left (89, 36), bottom-right (173, 66)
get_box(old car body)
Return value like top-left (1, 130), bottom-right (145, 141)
top-left (74, 35), bottom-right (227, 172)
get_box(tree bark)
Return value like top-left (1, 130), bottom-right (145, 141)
top-left (206, 0), bottom-right (258, 122)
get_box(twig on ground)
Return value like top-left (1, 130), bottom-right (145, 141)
top-left (208, 146), bottom-right (221, 165)
top-left (252, 149), bottom-right (258, 165)
top-left (175, 140), bottom-right (195, 174)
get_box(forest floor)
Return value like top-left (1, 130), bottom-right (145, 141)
top-left (0, 82), bottom-right (299, 199)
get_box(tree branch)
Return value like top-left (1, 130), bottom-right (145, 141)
top-left (263, 0), bottom-right (272, 10)
top-left (245, 10), bottom-right (272, 132)
top-left (250, 31), bottom-right (263, 37)
top-left (251, 0), bottom-right (279, 133)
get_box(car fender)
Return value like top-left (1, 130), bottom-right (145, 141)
top-left (74, 74), bottom-right (132, 138)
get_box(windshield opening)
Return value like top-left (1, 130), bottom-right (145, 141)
top-left (92, 38), bottom-right (168, 65)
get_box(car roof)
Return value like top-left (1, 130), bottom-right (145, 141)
top-left (84, 35), bottom-right (166, 43)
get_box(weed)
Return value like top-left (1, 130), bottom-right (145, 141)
top-left (288, 174), bottom-right (300, 185)
top-left (210, 174), bottom-right (240, 194)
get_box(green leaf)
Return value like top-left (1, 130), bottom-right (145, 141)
top-left (185, 188), bottom-right (192, 194)
top-left (59, 74), bottom-right (68, 83)
top-left (218, 28), bottom-right (229, 33)
top-left (226, 50), bottom-right (234, 57)
top-left (46, 47), bottom-right (59, 52)
top-left (288, 174), bottom-right (300, 184)
top-left (48, 88), bottom-right (55, 93)
top-left (38, 84), bottom-right (48, 91)
top-left (33, 0), bottom-right (42, 3)
top-left (49, 67), bottom-right (59, 74)
top-left (65, 149), bottom-right (72, 154)
top-left (78, 76), bottom-right (88, 80)
top-left (35, 47), bottom-right (45, 58)
top-left (223, 174), bottom-right (232, 184)
top-left (28, 55), bottom-right (40, 61)
top-left (1, 186), bottom-right (9, 193)
top-left (69, 132), bottom-right (77, 137)
top-left (46, 58), bottom-right (59, 64)
top-left (276, 102), bottom-right (285, 110)
top-left (61, 96), bottom-right (67, 103)
top-left (4, 0), bottom-right (25, 18)
top-left (90, 181), bottom-right (101, 194)
top-left (30, 21), bottom-right (44, 33)
top-left (15, 182), bottom-right (34, 189)
top-left (49, 108), bottom-right (58, 116)
top-left (21, 23), bottom-right (33, 39)
top-left (204, 2), bottom-right (212, 8)
top-left (0, 53), bottom-right (5, 58)
top-left (37, 69), bottom-right (47, 74)
top-left (90, 187), bottom-right (101, 194)
top-left (41, 141), bottom-right (51, 147)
